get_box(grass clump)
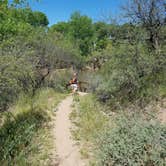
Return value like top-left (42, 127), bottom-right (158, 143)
top-left (0, 88), bottom-right (65, 165)
top-left (73, 94), bottom-right (108, 141)
top-left (71, 94), bottom-right (108, 159)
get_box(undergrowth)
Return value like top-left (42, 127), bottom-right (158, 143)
top-left (71, 94), bottom-right (108, 159)
top-left (95, 113), bottom-right (166, 166)
top-left (71, 94), bottom-right (166, 166)
top-left (0, 88), bottom-right (65, 165)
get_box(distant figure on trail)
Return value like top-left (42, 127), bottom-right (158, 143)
top-left (68, 72), bottom-right (78, 93)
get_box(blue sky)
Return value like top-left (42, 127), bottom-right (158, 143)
top-left (29, 0), bottom-right (126, 26)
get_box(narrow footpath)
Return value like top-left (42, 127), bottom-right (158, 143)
top-left (54, 93), bottom-right (86, 166)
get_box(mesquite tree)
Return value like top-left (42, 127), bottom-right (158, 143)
top-left (124, 0), bottom-right (166, 50)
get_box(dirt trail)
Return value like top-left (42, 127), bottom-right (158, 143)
top-left (158, 109), bottom-right (166, 124)
top-left (54, 92), bottom-right (87, 166)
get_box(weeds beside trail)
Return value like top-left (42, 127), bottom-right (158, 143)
top-left (71, 94), bottom-right (108, 162)
top-left (71, 94), bottom-right (166, 166)
top-left (0, 88), bottom-right (65, 166)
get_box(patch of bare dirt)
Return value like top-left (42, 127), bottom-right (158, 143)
top-left (157, 99), bottom-right (166, 124)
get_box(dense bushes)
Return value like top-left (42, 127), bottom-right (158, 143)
top-left (93, 39), bottom-right (166, 106)
top-left (47, 69), bottom-right (73, 92)
top-left (0, 54), bottom-right (35, 111)
top-left (95, 114), bottom-right (166, 166)
top-left (0, 25), bottom-right (82, 111)
top-left (0, 0), bottom-right (83, 112)
top-left (1, 1), bottom-right (165, 165)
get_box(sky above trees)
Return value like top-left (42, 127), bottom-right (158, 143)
top-left (29, 0), bottom-right (127, 25)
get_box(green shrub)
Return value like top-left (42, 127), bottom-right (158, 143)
top-left (95, 42), bottom-right (166, 106)
top-left (0, 109), bottom-right (48, 164)
top-left (0, 55), bottom-right (35, 111)
top-left (47, 69), bottom-right (73, 92)
top-left (95, 114), bottom-right (166, 166)
top-left (0, 88), bottom-right (65, 165)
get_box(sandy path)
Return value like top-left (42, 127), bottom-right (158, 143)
top-left (158, 109), bottom-right (166, 124)
top-left (55, 93), bottom-right (87, 166)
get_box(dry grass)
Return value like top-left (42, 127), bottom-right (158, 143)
top-left (0, 88), bottom-right (66, 165)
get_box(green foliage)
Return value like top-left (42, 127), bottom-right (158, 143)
top-left (49, 21), bottom-right (69, 34)
top-left (94, 27), bottom-right (166, 106)
top-left (124, 0), bottom-right (165, 50)
top-left (0, 0), bottom-right (165, 165)
top-left (0, 1), bottom-right (48, 41)
top-left (69, 11), bottom-right (94, 56)
top-left (71, 94), bottom-right (108, 142)
top-left (31, 11), bottom-right (49, 26)
top-left (0, 53), bottom-right (35, 111)
top-left (93, 22), bottom-right (110, 50)
top-left (10, 8), bottom-right (49, 27)
top-left (47, 69), bottom-right (73, 92)
top-left (0, 88), bottom-right (65, 165)
top-left (0, 19), bottom-right (82, 111)
top-left (50, 12), bottom-right (94, 56)
top-left (95, 113), bottom-right (166, 166)
top-left (0, 19), bottom-right (34, 41)
top-left (0, 108), bottom-right (47, 164)
top-left (72, 93), bottom-right (166, 166)
top-left (69, 12), bottom-right (93, 39)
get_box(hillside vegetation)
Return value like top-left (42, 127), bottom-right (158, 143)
top-left (0, 0), bottom-right (165, 165)
top-left (72, 95), bottom-right (165, 166)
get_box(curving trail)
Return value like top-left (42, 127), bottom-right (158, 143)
top-left (54, 93), bottom-right (87, 166)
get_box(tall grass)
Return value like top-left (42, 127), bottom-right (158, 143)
top-left (0, 88), bottom-right (65, 165)
top-left (71, 94), bottom-right (166, 166)
top-left (71, 94), bottom-right (108, 159)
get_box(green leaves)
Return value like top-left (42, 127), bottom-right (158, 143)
top-left (95, 114), bottom-right (166, 166)
top-left (0, 54), bottom-right (35, 111)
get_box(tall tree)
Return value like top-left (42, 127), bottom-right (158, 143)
top-left (124, 0), bottom-right (166, 50)
top-left (50, 22), bottom-right (69, 34)
top-left (93, 22), bottom-right (110, 50)
top-left (69, 12), bottom-right (94, 56)
top-left (10, 8), bottom-right (49, 26)
top-left (32, 11), bottom-right (49, 27)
